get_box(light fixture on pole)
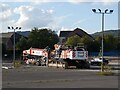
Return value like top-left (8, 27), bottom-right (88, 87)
top-left (8, 26), bottom-right (21, 67)
top-left (92, 9), bottom-right (113, 72)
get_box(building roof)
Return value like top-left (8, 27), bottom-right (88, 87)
top-left (17, 31), bottom-right (30, 37)
top-left (1, 32), bottom-right (26, 45)
top-left (59, 28), bottom-right (94, 40)
top-left (1, 32), bottom-right (14, 38)
top-left (0, 32), bottom-right (13, 44)
top-left (59, 31), bottom-right (72, 37)
top-left (73, 28), bottom-right (94, 40)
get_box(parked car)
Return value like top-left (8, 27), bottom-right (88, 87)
top-left (90, 57), bottom-right (109, 66)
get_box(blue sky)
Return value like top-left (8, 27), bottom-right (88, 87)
top-left (0, 1), bottom-right (118, 34)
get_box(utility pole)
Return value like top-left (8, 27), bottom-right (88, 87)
top-left (92, 9), bottom-right (113, 72)
top-left (8, 26), bottom-right (21, 67)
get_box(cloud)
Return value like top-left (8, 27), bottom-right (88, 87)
top-left (0, 3), bottom-right (13, 21)
top-left (0, 3), bottom-right (67, 33)
top-left (1, 0), bottom-right (118, 3)
top-left (68, 0), bottom-right (119, 2)
top-left (68, 0), bottom-right (88, 4)
top-left (47, 14), bottom-right (71, 32)
top-left (0, 0), bottom-right (66, 3)
top-left (13, 5), bottom-right (55, 30)
top-left (0, 3), bottom-right (15, 32)
top-left (100, 0), bottom-right (119, 2)
top-left (0, 0), bottom-right (119, 3)
top-left (71, 18), bottom-right (89, 28)
top-left (0, 1), bottom-right (117, 33)
top-left (0, 3), bottom-right (55, 32)
top-left (68, 0), bottom-right (119, 5)
top-left (0, 3), bottom-right (66, 32)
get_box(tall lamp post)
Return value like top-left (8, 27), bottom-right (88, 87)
top-left (8, 26), bottom-right (21, 67)
top-left (92, 9), bottom-right (113, 72)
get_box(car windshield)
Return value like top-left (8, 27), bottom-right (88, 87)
top-left (99, 58), bottom-right (105, 60)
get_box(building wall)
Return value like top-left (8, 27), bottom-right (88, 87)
top-left (6, 38), bottom-right (13, 50)
top-left (59, 37), bottom-right (66, 44)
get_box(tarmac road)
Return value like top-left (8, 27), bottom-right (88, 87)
top-left (2, 66), bottom-right (119, 88)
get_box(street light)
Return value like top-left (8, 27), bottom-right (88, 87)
top-left (8, 26), bottom-right (21, 67)
top-left (92, 9), bottom-right (113, 72)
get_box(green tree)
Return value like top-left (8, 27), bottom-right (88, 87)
top-left (65, 35), bottom-right (95, 51)
top-left (65, 35), bottom-right (81, 46)
top-left (81, 36), bottom-right (92, 51)
top-left (16, 36), bottom-right (28, 51)
top-left (104, 34), bottom-right (117, 52)
top-left (92, 40), bottom-right (101, 52)
top-left (113, 36), bottom-right (118, 51)
top-left (27, 27), bottom-right (59, 49)
top-left (95, 35), bottom-right (118, 52)
top-left (94, 36), bottom-right (102, 52)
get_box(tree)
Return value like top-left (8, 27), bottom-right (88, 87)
top-left (16, 36), bottom-right (28, 51)
top-left (65, 35), bottom-right (81, 46)
top-left (104, 34), bottom-right (116, 51)
top-left (27, 27), bottom-right (59, 49)
top-left (94, 36), bottom-right (102, 52)
top-left (117, 36), bottom-right (120, 51)
top-left (95, 35), bottom-right (118, 52)
top-left (92, 40), bottom-right (101, 52)
top-left (65, 35), bottom-right (94, 51)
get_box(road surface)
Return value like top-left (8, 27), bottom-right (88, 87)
top-left (2, 65), bottom-right (119, 88)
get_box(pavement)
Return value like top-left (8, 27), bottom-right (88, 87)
top-left (2, 65), bottom-right (119, 88)
top-left (1, 60), bottom-right (119, 88)
top-left (0, 64), bottom-right (2, 90)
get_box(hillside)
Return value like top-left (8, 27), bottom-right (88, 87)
top-left (91, 29), bottom-right (120, 38)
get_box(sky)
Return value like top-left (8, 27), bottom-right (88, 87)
top-left (0, 0), bottom-right (119, 34)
